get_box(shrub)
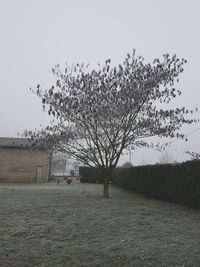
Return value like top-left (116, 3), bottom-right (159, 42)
top-left (67, 178), bottom-right (72, 184)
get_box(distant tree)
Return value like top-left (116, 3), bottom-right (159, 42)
top-left (122, 161), bottom-right (134, 168)
top-left (69, 169), bottom-right (75, 176)
top-left (158, 150), bottom-right (173, 164)
top-left (51, 153), bottom-right (67, 176)
top-left (72, 161), bottom-right (79, 176)
top-left (25, 50), bottom-right (196, 197)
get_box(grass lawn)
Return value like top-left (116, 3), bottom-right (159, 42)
top-left (0, 181), bottom-right (200, 267)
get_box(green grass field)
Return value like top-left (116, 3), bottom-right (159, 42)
top-left (0, 181), bottom-right (200, 267)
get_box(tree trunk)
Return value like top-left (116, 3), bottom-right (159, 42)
top-left (103, 167), bottom-right (114, 198)
top-left (103, 175), bottom-right (109, 198)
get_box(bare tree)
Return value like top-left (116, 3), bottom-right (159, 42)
top-left (69, 169), bottom-right (75, 177)
top-left (158, 150), bottom-right (173, 164)
top-left (24, 50), bottom-right (196, 197)
top-left (51, 153), bottom-right (68, 176)
top-left (122, 161), bottom-right (134, 168)
top-left (72, 161), bottom-right (79, 176)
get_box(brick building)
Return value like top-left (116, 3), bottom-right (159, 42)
top-left (0, 137), bottom-right (51, 183)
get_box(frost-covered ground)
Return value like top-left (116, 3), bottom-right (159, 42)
top-left (0, 182), bottom-right (200, 267)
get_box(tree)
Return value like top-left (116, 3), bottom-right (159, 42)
top-left (25, 50), bottom-right (196, 197)
top-left (51, 153), bottom-right (68, 176)
top-left (122, 161), bottom-right (134, 168)
top-left (72, 161), bottom-right (79, 176)
top-left (158, 150), bottom-right (173, 164)
top-left (69, 169), bottom-right (75, 176)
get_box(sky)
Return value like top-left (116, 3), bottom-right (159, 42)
top-left (0, 0), bottom-right (200, 165)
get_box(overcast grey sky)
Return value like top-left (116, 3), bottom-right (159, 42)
top-left (0, 0), bottom-right (200, 165)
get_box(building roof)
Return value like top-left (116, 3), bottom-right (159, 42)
top-left (0, 137), bottom-right (47, 149)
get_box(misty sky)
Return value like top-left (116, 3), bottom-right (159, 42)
top-left (0, 0), bottom-right (200, 165)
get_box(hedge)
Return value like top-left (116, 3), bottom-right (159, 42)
top-left (79, 167), bottom-right (104, 183)
top-left (79, 160), bottom-right (200, 208)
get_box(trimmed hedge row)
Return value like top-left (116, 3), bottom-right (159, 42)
top-left (79, 167), bottom-right (104, 183)
top-left (79, 160), bottom-right (200, 208)
top-left (113, 161), bottom-right (200, 208)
